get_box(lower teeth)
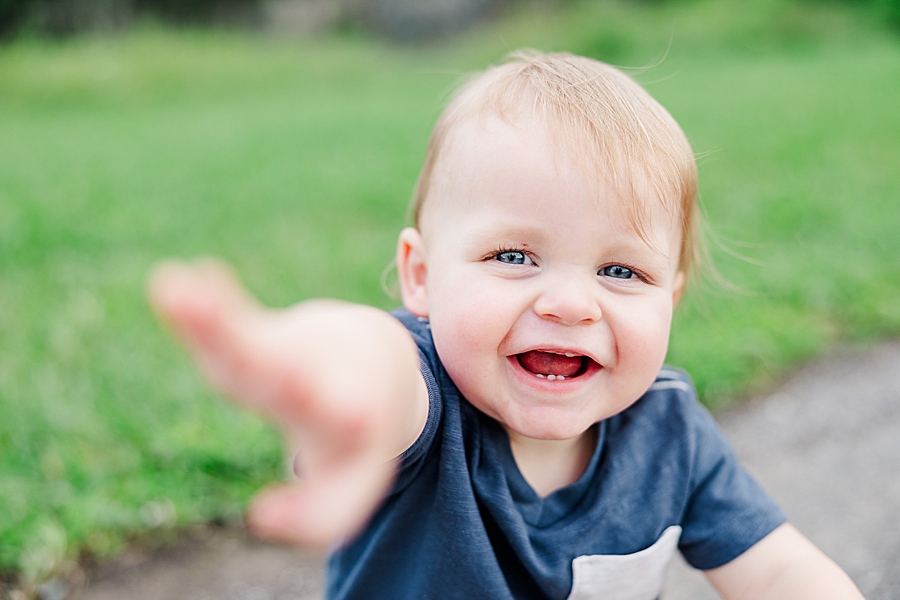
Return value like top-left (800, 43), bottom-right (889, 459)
top-left (537, 374), bottom-right (565, 381)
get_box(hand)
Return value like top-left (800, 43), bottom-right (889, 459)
top-left (148, 259), bottom-right (427, 548)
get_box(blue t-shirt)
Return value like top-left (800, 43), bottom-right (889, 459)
top-left (326, 309), bottom-right (785, 599)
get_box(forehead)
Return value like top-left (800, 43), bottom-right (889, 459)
top-left (420, 114), bottom-right (678, 243)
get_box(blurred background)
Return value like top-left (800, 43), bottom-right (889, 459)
top-left (1, 0), bottom-right (898, 595)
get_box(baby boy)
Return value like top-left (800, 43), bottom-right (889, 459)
top-left (151, 51), bottom-right (863, 599)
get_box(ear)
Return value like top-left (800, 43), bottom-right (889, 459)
top-left (672, 271), bottom-right (687, 306)
top-left (396, 227), bottom-right (429, 317)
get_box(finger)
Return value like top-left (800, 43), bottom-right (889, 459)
top-left (148, 261), bottom-right (406, 458)
top-left (148, 258), bottom-right (255, 343)
top-left (148, 258), bottom-right (283, 409)
top-left (245, 459), bottom-right (396, 549)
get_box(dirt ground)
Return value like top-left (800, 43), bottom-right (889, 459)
top-left (34, 341), bottom-right (900, 600)
top-left (71, 527), bottom-right (325, 600)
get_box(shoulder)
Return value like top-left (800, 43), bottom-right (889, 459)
top-left (603, 367), bottom-right (744, 493)
top-left (626, 366), bottom-right (700, 412)
top-left (595, 369), bottom-right (708, 508)
top-left (391, 307), bottom-right (433, 348)
top-left (389, 309), bottom-right (453, 481)
top-left (641, 367), bottom-right (699, 417)
top-left (610, 367), bottom-right (710, 441)
top-left (391, 308), bottom-right (441, 372)
top-left (630, 372), bottom-right (787, 570)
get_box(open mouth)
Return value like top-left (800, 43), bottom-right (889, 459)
top-left (515, 350), bottom-right (593, 381)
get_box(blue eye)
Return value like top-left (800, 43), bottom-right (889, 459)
top-left (496, 251), bottom-right (528, 265)
top-left (601, 265), bottom-right (634, 279)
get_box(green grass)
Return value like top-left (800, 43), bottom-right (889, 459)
top-left (1, 0), bottom-right (899, 583)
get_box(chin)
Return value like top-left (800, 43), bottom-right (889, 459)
top-left (503, 410), bottom-right (596, 442)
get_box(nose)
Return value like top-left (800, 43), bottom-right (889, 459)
top-left (532, 273), bottom-right (602, 326)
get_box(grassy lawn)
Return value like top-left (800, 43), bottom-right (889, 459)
top-left (1, 0), bottom-right (898, 582)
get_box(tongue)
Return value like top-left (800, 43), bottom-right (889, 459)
top-left (518, 351), bottom-right (583, 377)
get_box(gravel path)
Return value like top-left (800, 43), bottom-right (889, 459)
top-left (73, 342), bottom-right (900, 600)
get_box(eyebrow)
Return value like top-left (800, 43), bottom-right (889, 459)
top-left (460, 223), bottom-right (550, 244)
top-left (465, 217), bottom-right (657, 244)
top-left (463, 222), bottom-right (675, 264)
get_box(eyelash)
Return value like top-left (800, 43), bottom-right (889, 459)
top-left (482, 247), bottom-right (649, 283)
top-left (481, 245), bottom-right (532, 263)
top-left (600, 263), bottom-right (648, 282)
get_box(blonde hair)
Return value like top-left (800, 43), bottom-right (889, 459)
top-left (410, 50), bottom-right (700, 275)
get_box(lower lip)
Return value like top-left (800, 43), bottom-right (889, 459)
top-left (506, 355), bottom-right (602, 392)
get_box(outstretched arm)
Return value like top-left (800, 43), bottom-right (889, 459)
top-left (149, 259), bottom-right (428, 548)
top-left (704, 523), bottom-right (863, 600)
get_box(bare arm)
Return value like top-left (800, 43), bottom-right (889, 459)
top-left (148, 259), bottom-right (428, 548)
top-left (704, 523), bottom-right (863, 600)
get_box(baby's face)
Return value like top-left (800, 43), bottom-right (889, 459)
top-left (401, 116), bottom-right (685, 442)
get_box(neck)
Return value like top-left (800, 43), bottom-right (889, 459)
top-left (504, 426), bottom-right (598, 498)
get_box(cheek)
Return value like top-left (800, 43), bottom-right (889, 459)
top-left (429, 294), bottom-right (504, 360)
top-left (427, 271), bottom-right (514, 341)
top-left (612, 297), bottom-right (674, 371)
top-left (426, 277), bottom-right (516, 391)
top-left (430, 307), bottom-right (503, 418)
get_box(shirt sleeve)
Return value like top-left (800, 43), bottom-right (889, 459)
top-left (386, 309), bottom-right (444, 496)
top-left (677, 399), bottom-right (787, 570)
